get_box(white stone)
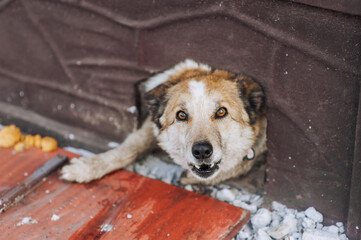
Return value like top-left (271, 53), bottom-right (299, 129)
top-left (250, 194), bottom-right (262, 203)
top-left (251, 208), bottom-right (272, 229)
top-left (236, 230), bottom-right (250, 239)
top-left (302, 217), bottom-right (316, 229)
top-left (283, 214), bottom-right (298, 233)
top-left (236, 193), bottom-right (251, 202)
top-left (267, 223), bottom-right (291, 239)
top-left (272, 201), bottom-right (287, 214)
top-left (134, 163), bottom-right (150, 176)
top-left (316, 223), bottom-right (323, 230)
top-left (302, 229), bottom-right (340, 240)
top-left (184, 185), bottom-right (193, 192)
top-left (256, 229), bottom-right (272, 240)
top-left (323, 225), bottom-right (339, 234)
top-left (339, 234), bottom-right (348, 240)
top-left (233, 201), bottom-right (257, 214)
top-left (296, 211), bottom-right (306, 219)
top-left (216, 188), bottom-right (236, 202)
top-left (305, 207), bottom-right (323, 223)
top-left (134, 155), bottom-right (183, 184)
top-left (292, 232), bottom-right (302, 239)
top-left (336, 222), bottom-right (343, 227)
top-left (238, 223), bottom-right (253, 238)
top-left (270, 212), bottom-right (281, 227)
top-left (162, 177), bottom-right (172, 184)
top-left (285, 208), bottom-right (297, 217)
top-left (267, 213), bottom-right (298, 239)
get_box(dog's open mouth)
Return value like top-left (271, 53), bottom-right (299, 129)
top-left (190, 160), bottom-right (221, 178)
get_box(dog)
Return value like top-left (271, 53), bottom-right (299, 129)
top-left (60, 59), bottom-right (267, 185)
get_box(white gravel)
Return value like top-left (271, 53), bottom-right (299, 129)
top-left (129, 154), bottom-right (350, 240)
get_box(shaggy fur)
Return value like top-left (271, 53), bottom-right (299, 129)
top-left (60, 59), bottom-right (267, 185)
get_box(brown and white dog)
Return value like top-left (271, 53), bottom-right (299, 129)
top-left (60, 59), bottom-right (267, 185)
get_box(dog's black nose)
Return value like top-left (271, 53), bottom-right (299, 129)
top-left (192, 142), bottom-right (213, 160)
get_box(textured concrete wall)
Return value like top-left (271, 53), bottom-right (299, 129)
top-left (0, 0), bottom-right (360, 238)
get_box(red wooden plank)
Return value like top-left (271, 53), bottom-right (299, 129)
top-left (0, 147), bottom-right (78, 189)
top-left (0, 148), bottom-right (249, 239)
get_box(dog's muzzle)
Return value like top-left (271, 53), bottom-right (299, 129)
top-left (189, 159), bottom-right (221, 178)
top-left (190, 142), bottom-right (220, 178)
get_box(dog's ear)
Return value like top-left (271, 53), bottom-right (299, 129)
top-left (236, 76), bottom-right (265, 125)
top-left (145, 84), bottom-right (169, 129)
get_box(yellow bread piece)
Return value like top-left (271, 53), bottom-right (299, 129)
top-left (14, 142), bottom-right (26, 152)
top-left (0, 124), bottom-right (58, 152)
top-left (0, 125), bottom-right (22, 147)
top-left (34, 134), bottom-right (42, 148)
top-left (24, 135), bottom-right (35, 148)
top-left (41, 136), bottom-right (58, 152)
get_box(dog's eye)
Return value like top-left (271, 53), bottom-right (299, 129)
top-left (215, 107), bottom-right (227, 118)
top-left (176, 111), bottom-right (188, 121)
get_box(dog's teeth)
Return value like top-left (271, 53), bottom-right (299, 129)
top-left (195, 165), bottom-right (201, 169)
top-left (210, 163), bottom-right (214, 168)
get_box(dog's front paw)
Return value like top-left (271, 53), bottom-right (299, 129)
top-left (60, 157), bottom-right (99, 183)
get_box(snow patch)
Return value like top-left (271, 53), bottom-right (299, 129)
top-left (16, 217), bottom-right (38, 226)
top-left (107, 142), bottom-right (119, 148)
top-left (51, 214), bottom-right (60, 221)
top-left (127, 106), bottom-right (137, 114)
top-left (68, 133), bottom-right (75, 140)
top-left (100, 223), bottom-right (113, 232)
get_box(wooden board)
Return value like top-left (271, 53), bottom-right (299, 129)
top-left (0, 147), bottom-right (249, 240)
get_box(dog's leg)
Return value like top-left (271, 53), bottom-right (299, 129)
top-left (60, 117), bottom-right (157, 183)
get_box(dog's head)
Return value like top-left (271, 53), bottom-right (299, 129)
top-left (145, 60), bottom-right (264, 181)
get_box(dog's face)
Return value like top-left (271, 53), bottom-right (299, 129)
top-left (146, 66), bottom-right (264, 181)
